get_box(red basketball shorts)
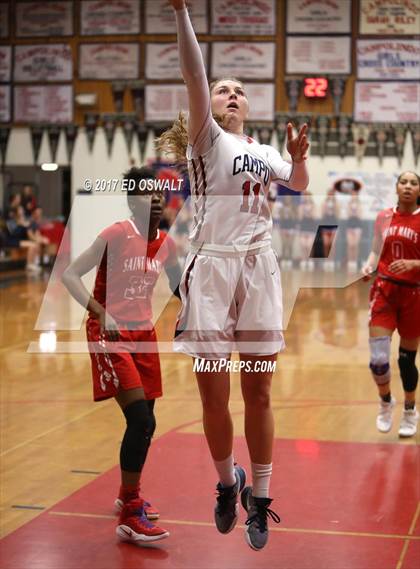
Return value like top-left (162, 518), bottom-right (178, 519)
top-left (369, 277), bottom-right (420, 339)
top-left (86, 317), bottom-right (162, 401)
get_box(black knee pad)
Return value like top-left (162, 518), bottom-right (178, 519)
top-left (120, 399), bottom-right (156, 472)
top-left (398, 348), bottom-right (418, 393)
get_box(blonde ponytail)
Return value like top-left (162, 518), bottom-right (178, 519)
top-left (155, 112), bottom-right (190, 164)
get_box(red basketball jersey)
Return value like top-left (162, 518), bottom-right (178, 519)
top-left (374, 207), bottom-right (420, 284)
top-left (92, 219), bottom-right (176, 322)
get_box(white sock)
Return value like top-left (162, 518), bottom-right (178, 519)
top-left (251, 462), bottom-right (272, 498)
top-left (214, 455), bottom-right (235, 487)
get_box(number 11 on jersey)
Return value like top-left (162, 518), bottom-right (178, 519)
top-left (240, 181), bottom-right (261, 213)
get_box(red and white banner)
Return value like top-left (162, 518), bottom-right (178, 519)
top-left (0, 46), bottom-right (11, 82)
top-left (80, 0), bottom-right (140, 35)
top-left (79, 44), bottom-right (139, 80)
top-left (286, 0), bottom-right (351, 34)
top-left (211, 0), bottom-right (276, 35)
top-left (286, 36), bottom-right (351, 74)
top-left (145, 0), bottom-right (207, 33)
top-left (0, 3), bottom-right (9, 38)
top-left (243, 83), bottom-right (275, 121)
top-left (14, 44), bottom-right (73, 82)
top-left (14, 85), bottom-right (73, 123)
top-left (0, 85), bottom-right (10, 122)
top-left (145, 83), bottom-right (275, 122)
top-left (16, 1), bottom-right (73, 37)
top-left (357, 39), bottom-right (420, 80)
top-left (354, 82), bottom-right (420, 123)
top-left (359, 0), bottom-right (420, 35)
top-left (146, 43), bottom-right (208, 80)
top-left (145, 84), bottom-right (189, 122)
top-left (211, 43), bottom-right (275, 79)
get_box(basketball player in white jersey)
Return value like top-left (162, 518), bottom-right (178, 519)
top-left (162, 0), bottom-right (309, 550)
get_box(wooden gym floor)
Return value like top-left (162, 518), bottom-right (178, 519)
top-left (0, 269), bottom-right (419, 569)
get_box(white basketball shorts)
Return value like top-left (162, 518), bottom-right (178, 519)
top-left (173, 242), bottom-right (285, 359)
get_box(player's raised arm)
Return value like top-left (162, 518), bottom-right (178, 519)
top-left (266, 123), bottom-right (309, 191)
top-left (169, 0), bottom-right (211, 146)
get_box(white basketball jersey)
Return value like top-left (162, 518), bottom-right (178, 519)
top-left (187, 120), bottom-right (294, 248)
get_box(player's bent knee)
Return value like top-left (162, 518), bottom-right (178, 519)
top-left (369, 336), bottom-right (391, 385)
top-left (398, 348), bottom-right (418, 393)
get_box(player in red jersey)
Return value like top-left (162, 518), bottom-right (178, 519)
top-left (362, 171), bottom-right (420, 437)
top-left (62, 167), bottom-right (181, 544)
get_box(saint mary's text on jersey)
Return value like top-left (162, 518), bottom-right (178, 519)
top-left (123, 256), bottom-right (162, 273)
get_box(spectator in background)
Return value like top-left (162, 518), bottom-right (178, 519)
top-left (5, 194), bottom-right (21, 220)
top-left (21, 185), bottom-right (37, 217)
top-left (4, 205), bottom-right (41, 273)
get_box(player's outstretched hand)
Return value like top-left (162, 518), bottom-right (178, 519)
top-left (286, 123), bottom-right (309, 163)
top-left (168, 0), bottom-right (186, 10)
top-left (388, 259), bottom-right (414, 275)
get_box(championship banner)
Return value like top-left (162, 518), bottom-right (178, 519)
top-left (286, 37), bottom-right (351, 74)
top-left (136, 122), bottom-right (148, 162)
top-left (286, 0), bottom-right (351, 34)
top-left (130, 81), bottom-right (145, 118)
top-left (30, 125), bottom-right (45, 164)
top-left (111, 82), bottom-right (126, 113)
top-left (145, 0), bottom-right (207, 34)
top-left (120, 113), bottom-right (136, 154)
top-left (285, 78), bottom-right (302, 112)
top-left (145, 85), bottom-right (189, 122)
top-left (64, 123), bottom-right (78, 162)
top-left (410, 124), bottom-right (420, 165)
top-left (0, 85), bottom-right (10, 122)
top-left (392, 125), bottom-right (408, 165)
top-left (80, 0), bottom-right (140, 35)
top-left (146, 82), bottom-right (275, 122)
top-left (357, 40), bottom-right (420, 80)
top-left (102, 114), bottom-right (117, 157)
top-left (275, 113), bottom-right (289, 151)
top-left (256, 124), bottom-right (274, 145)
top-left (359, 0), bottom-right (420, 35)
top-left (14, 45), bottom-right (73, 83)
top-left (47, 125), bottom-right (61, 163)
top-left (14, 85), bottom-right (73, 124)
top-left (146, 43), bottom-right (208, 80)
top-left (79, 44), bottom-right (139, 80)
top-left (16, 1), bottom-right (73, 37)
top-left (351, 123), bottom-right (370, 162)
top-left (0, 126), bottom-right (10, 164)
top-left (84, 113), bottom-right (99, 153)
top-left (211, 43), bottom-right (275, 80)
top-left (0, 46), bottom-right (11, 82)
top-left (338, 115), bottom-right (352, 159)
top-left (354, 82), bottom-right (420, 123)
top-left (373, 125), bottom-right (388, 165)
top-left (0, 3), bottom-right (9, 38)
top-left (243, 83), bottom-right (275, 121)
top-left (211, 0), bottom-right (276, 35)
top-left (331, 77), bottom-right (346, 116)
